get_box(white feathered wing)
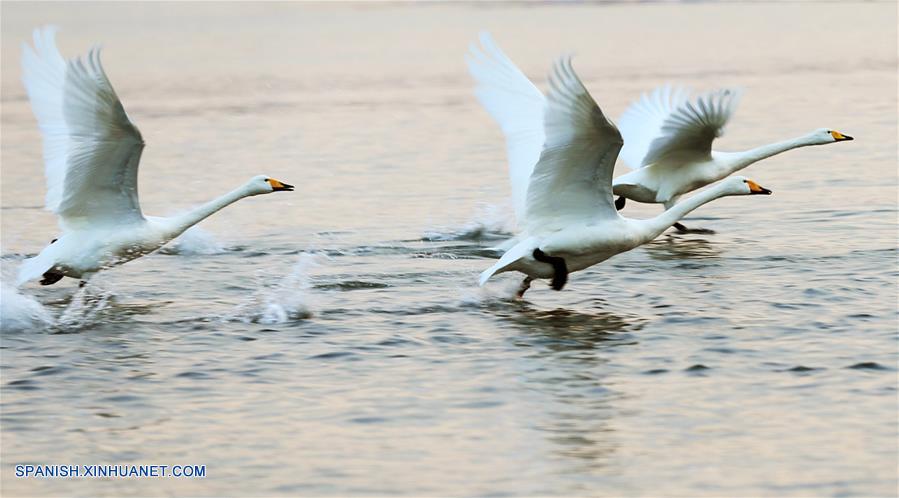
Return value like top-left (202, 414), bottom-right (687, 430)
top-left (617, 85), bottom-right (742, 169)
top-left (524, 56), bottom-right (622, 234)
top-left (21, 26), bottom-right (146, 231)
top-left (466, 32), bottom-right (545, 226)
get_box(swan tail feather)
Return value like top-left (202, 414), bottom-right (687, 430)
top-left (487, 236), bottom-right (520, 254)
top-left (478, 236), bottom-right (538, 287)
top-left (16, 249), bottom-right (56, 287)
top-left (478, 262), bottom-right (503, 287)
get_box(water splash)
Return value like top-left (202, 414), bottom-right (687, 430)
top-left (225, 254), bottom-right (317, 324)
top-left (1, 257), bottom-right (117, 333)
top-left (422, 202), bottom-right (514, 242)
top-left (158, 226), bottom-right (226, 255)
top-left (55, 283), bottom-right (114, 331)
top-left (459, 275), bottom-right (531, 305)
top-left (0, 282), bottom-right (54, 332)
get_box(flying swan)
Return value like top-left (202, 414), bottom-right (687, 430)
top-left (467, 34), bottom-right (772, 296)
top-left (613, 86), bottom-right (852, 232)
top-left (16, 27), bottom-right (294, 287)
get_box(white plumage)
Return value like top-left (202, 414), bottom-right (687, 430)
top-left (16, 27), bottom-right (294, 287)
top-left (22, 28), bottom-right (146, 227)
top-left (466, 32), bottom-right (545, 226)
top-left (523, 56), bottom-right (622, 233)
top-left (469, 34), bottom-right (774, 296)
top-left (617, 85), bottom-right (742, 170)
top-left (612, 85), bottom-right (853, 229)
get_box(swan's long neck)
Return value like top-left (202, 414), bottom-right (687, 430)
top-left (643, 184), bottom-right (731, 240)
top-left (167, 186), bottom-right (252, 237)
top-left (720, 134), bottom-right (816, 174)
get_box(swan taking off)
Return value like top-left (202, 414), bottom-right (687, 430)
top-left (16, 27), bottom-right (294, 287)
top-left (467, 33), bottom-right (772, 296)
top-left (612, 86), bottom-right (852, 232)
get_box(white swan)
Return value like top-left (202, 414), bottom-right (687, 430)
top-left (468, 35), bottom-right (772, 296)
top-left (613, 85), bottom-right (852, 232)
top-left (16, 27), bottom-right (294, 287)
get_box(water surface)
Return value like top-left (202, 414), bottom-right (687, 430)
top-left (1, 2), bottom-right (897, 496)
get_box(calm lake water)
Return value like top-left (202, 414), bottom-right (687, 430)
top-left (1, 2), bottom-right (897, 496)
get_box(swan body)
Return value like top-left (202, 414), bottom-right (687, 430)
top-left (479, 176), bottom-right (770, 289)
top-left (468, 33), bottom-right (772, 294)
top-left (613, 85), bottom-right (853, 211)
top-left (16, 27), bottom-right (293, 286)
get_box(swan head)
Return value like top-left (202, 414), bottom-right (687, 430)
top-left (722, 176), bottom-right (773, 196)
top-left (810, 128), bottom-right (853, 145)
top-left (245, 175), bottom-right (294, 196)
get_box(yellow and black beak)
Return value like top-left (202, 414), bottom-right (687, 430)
top-left (830, 130), bottom-right (853, 141)
top-left (745, 179), bottom-right (772, 195)
top-left (267, 178), bottom-right (294, 192)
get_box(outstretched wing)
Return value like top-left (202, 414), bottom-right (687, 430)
top-left (22, 26), bottom-right (145, 229)
top-left (466, 32), bottom-right (546, 225)
top-left (617, 85), bottom-right (741, 168)
top-left (524, 56), bottom-right (622, 233)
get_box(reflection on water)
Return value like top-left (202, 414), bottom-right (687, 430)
top-left (504, 304), bottom-right (640, 346)
top-left (642, 234), bottom-right (722, 261)
top-left (499, 304), bottom-right (641, 475)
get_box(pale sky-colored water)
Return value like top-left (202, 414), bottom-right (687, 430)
top-left (1, 2), bottom-right (897, 497)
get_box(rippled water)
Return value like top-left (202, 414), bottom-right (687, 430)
top-left (1, 2), bottom-right (897, 496)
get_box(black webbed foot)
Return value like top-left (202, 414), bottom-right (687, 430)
top-left (40, 270), bottom-right (64, 286)
top-left (532, 248), bottom-right (568, 291)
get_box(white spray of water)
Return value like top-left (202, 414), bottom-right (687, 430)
top-left (0, 281), bottom-right (54, 332)
top-left (55, 283), bottom-right (114, 330)
top-left (423, 202), bottom-right (514, 242)
top-left (1, 254), bottom-right (117, 333)
top-left (158, 225), bottom-right (226, 255)
top-left (1, 252), bottom-right (54, 332)
top-left (455, 275), bottom-right (525, 307)
top-left (226, 253), bottom-right (317, 324)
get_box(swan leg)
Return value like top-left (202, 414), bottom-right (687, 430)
top-left (666, 199), bottom-right (715, 234)
top-left (77, 272), bottom-right (97, 288)
top-left (663, 200), bottom-right (685, 233)
top-left (532, 249), bottom-right (568, 291)
top-left (615, 196), bottom-right (626, 211)
top-left (516, 276), bottom-right (533, 299)
top-left (40, 270), bottom-right (64, 286)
